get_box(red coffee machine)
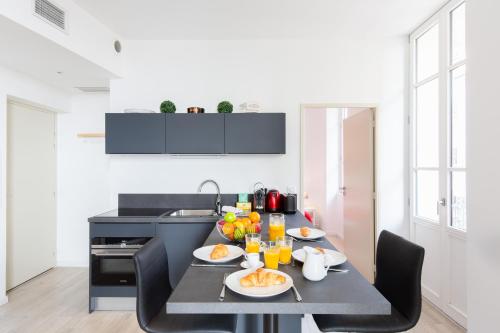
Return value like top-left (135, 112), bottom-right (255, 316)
top-left (265, 189), bottom-right (282, 213)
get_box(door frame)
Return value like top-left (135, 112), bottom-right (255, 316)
top-left (299, 103), bottom-right (379, 237)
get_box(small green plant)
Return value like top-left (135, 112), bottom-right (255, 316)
top-left (217, 101), bottom-right (233, 113)
top-left (160, 100), bottom-right (176, 113)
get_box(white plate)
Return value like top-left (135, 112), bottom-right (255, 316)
top-left (287, 227), bottom-right (326, 240)
top-left (240, 260), bottom-right (264, 269)
top-left (225, 269), bottom-right (293, 298)
top-left (292, 248), bottom-right (347, 267)
top-left (193, 245), bottom-right (244, 263)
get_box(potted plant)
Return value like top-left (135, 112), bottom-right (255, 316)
top-left (217, 101), bottom-right (233, 113)
top-left (160, 100), bottom-right (176, 113)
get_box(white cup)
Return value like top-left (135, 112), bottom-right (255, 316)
top-left (245, 253), bottom-right (260, 268)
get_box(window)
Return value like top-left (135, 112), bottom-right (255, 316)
top-left (411, 1), bottom-right (467, 231)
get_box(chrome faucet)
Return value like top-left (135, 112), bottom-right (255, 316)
top-left (198, 179), bottom-right (222, 216)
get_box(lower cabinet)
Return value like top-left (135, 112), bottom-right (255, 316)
top-left (156, 223), bottom-right (214, 287)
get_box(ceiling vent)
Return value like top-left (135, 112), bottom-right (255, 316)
top-left (34, 0), bottom-right (66, 31)
top-left (74, 87), bottom-right (110, 93)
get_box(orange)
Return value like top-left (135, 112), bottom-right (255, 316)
top-left (249, 211), bottom-right (261, 224)
top-left (222, 223), bottom-right (235, 236)
top-left (241, 217), bottom-right (252, 228)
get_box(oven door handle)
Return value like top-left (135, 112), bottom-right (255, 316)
top-left (91, 249), bottom-right (137, 257)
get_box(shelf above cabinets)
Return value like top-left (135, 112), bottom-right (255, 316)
top-left (105, 113), bottom-right (286, 155)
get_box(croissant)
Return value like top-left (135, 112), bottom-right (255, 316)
top-left (300, 227), bottom-right (311, 237)
top-left (240, 268), bottom-right (286, 287)
top-left (210, 244), bottom-right (229, 260)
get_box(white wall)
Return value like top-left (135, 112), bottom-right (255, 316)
top-left (303, 108), bottom-right (327, 229)
top-left (326, 109), bottom-right (342, 237)
top-left (466, 0), bottom-right (500, 331)
top-left (51, 37), bottom-right (409, 266)
top-left (0, 65), bottom-right (70, 304)
top-left (109, 38), bottom-right (408, 234)
top-left (56, 93), bottom-right (112, 266)
top-left (0, 0), bottom-right (123, 76)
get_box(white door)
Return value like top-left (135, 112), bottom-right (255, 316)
top-left (410, 1), bottom-right (467, 327)
top-left (7, 101), bottom-right (57, 290)
top-left (342, 109), bottom-right (375, 283)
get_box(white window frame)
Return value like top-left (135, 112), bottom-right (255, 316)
top-left (409, 0), bottom-right (467, 239)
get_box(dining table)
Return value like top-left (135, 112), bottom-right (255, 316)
top-left (166, 212), bottom-right (390, 333)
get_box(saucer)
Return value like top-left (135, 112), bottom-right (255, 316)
top-left (240, 260), bottom-right (264, 269)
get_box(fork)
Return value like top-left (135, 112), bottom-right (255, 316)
top-left (219, 273), bottom-right (228, 302)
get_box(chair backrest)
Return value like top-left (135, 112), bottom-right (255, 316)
top-left (133, 237), bottom-right (172, 330)
top-left (374, 230), bottom-right (425, 325)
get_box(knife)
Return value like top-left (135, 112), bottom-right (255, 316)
top-left (191, 263), bottom-right (238, 268)
top-left (219, 273), bottom-right (228, 302)
top-left (291, 284), bottom-right (303, 302)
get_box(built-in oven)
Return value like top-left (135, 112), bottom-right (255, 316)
top-left (91, 237), bottom-right (151, 286)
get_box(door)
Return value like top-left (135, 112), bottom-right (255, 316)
top-left (105, 113), bottom-right (166, 154)
top-left (410, 1), bottom-right (467, 326)
top-left (165, 114), bottom-right (225, 154)
top-left (342, 109), bottom-right (375, 283)
top-left (7, 101), bottom-right (57, 289)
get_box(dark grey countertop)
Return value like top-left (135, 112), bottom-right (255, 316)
top-left (88, 193), bottom-right (240, 223)
top-left (166, 212), bottom-right (391, 315)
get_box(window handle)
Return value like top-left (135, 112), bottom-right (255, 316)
top-left (437, 198), bottom-right (446, 214)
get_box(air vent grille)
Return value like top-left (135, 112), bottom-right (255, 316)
top-left (35, 0), bottom-right (66, 30)
top-left (75, 87), bottom-right (110, 93)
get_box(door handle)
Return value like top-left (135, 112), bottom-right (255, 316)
top-left (339, 187), bottom-right (346, 195)
top-left (436, 198), bottom-right (446, 214)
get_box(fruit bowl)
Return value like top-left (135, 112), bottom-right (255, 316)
top-left (216, 212), bottom-right (262, 243)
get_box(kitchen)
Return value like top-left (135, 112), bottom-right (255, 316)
top-left (1, 0), bottom-right (492, 332)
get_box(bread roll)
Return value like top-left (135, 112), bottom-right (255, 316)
top-left (210, 244), bottom-right (229, 260)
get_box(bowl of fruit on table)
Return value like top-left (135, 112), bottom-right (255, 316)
top-left (217, 211), bottom-right (262, 243)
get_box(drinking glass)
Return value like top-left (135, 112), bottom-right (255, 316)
top-left (277, 236), bottom-right (293, 265)
top-left (245, 233), bottom-right (261, 253)
top-left (268, 213), bottom-right (285, 241)
top-left (263, 241), bottom-right (280, 270)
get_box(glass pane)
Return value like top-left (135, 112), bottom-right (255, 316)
top-left (416, 79), bottom-right (439, 167)
top-left (451, 65), bottom-right (466, 167)
top-left (416, 170), bottom-right (439, 221)
top-left (416, 24), bottom-right (439, 82)
top-left (451, 3), bottom-right (466, 64)
top-left (451, 171), bottom-right (466, 230)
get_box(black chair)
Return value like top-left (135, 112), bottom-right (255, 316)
top-left (133, 238), bottom-right (237, 333)
top-left (313, 230), bottom-right (425, 333)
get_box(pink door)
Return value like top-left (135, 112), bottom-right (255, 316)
top-left (343, 109), bottom-right (375, 282)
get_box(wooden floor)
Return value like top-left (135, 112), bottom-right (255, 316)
top-left (0, 268), bottom-right (465, 333)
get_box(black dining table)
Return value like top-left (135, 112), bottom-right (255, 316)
top-left (166, 212), bottom-right (390, 333)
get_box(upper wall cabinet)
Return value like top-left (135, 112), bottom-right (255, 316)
top-left (105, 113), bottom-right (166, 154)
top-left (225, 113), bottom-right (286, 154)
top-left (105, 113), bottom-right (286, 155)
top-left (165, 114), bottom-right (225, 154)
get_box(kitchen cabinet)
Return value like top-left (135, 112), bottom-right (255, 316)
top-left (105, 113), bottom-right (166, 154)
top-left (105, 113), bottom-right (286, 154)
top-left (165, 114), bottom-right (225, 154)
top-left (156, 223), bottom-right (214, 287)
top-left (224, 113), bottom-right (286, 154)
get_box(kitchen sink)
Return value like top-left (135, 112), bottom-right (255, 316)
top-left (167, 209), bottom-right (218, 217)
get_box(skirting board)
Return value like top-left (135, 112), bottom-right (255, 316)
top-left (56, 260), bottom-right (88, 267)
top-left (0, 295), bottom-right (8, 306)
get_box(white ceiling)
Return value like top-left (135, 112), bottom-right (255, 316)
top-left (0, 16), bottom-right (118, 91)
top-left (74, 0), bottom-right (446, 40)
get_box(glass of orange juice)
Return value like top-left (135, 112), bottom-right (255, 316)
top-left (277, 236), bottom-right (293, 265)
top-left (268, 213), bottom-right (285, 241)
top-left (263, 241), bottom-right (280, 270)
top-left (245, 233), bottom-right (261, 253)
